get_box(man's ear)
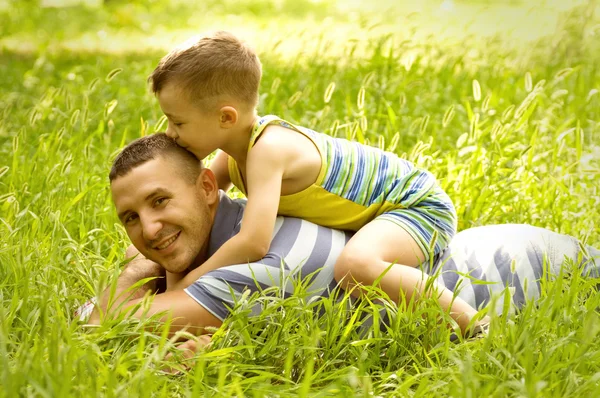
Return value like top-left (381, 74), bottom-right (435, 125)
top-left (218, 106), bottom-right (238, 128)
top-left (196, 168), bottom-right (219, 205)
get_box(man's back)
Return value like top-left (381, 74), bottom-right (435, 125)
top-left (185, 193), bottom-right (599, 321)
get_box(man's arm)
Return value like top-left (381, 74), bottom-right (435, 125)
top-left (122, 289), bottom-right (223, 336)
top-left (96, 216), bottom-right (348, 336)
top-left (88, 245), bottom-right (165, 324)
top-left (88, 245), bottom-right (222, 335)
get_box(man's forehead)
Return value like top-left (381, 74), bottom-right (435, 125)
top-left (113, 179), bottom-right (172, 200)
top-left (113, 157), bottom-right (163, 182)
top-left (111, 159), bottom-right (174, 202)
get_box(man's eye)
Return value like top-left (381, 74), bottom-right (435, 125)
top-left (125, 214), bottom-right (138, 224)
top-left (154, 197), bottom-right (169, 206)
top-left (174, 122), bottom-right (182, 127)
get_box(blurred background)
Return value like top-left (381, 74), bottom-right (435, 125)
top-left (1, 0), bottom-right (598, 232)
top-left (1, 0), bottom-right (595, 55)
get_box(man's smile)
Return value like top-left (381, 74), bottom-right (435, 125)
top-left (152, 231), bottom-right (181, 252)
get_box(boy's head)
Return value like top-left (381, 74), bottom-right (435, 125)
top-left (150, 31), bottom-right (261, 110)
top-left (149, 31), bottom-right (262, 159)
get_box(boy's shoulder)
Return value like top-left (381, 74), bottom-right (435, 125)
top-left (247, 116), bottom-right (321, 166)
top-left (250, 123), bottom-right (296, 155)
top-left (255, 115), bottom-right (321, 134)
top-left (253, 116), bottom-right (303, 145)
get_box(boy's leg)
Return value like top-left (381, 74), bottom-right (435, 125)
top-left (333, 219), bottom-right (481, 334)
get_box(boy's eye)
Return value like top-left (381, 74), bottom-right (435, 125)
top-left (174, 122), bottom-right (183, 127)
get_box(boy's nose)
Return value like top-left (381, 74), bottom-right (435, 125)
top-left (165, 125), bottom-right (178, 139)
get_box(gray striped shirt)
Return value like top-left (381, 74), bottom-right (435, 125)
top-left (185, 192), bottom-right (599, 321)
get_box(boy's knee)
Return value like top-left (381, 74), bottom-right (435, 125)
top-left (333, 250), bottom-right (373, 285)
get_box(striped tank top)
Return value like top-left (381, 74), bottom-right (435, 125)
top-left (228, 115), bottom-right (437, 231)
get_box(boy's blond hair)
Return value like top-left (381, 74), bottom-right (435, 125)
top-left (149, 31), bottom-right (262, 111)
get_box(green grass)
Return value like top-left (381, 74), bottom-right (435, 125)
top-left (1, 0), bottom-right (599, 396)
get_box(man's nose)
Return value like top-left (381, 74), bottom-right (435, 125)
top-left (141, 216), bottom-right (163, 242)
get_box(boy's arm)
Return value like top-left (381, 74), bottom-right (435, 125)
top-left (173, 136), bottom-right (285, 289)
top-left (210, 150), bottom-right (232, 192)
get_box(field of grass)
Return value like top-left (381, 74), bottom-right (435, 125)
top-left (1, 0), bottom-right (600, 396)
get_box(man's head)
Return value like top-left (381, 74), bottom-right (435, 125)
top-left (149, 31), bottom-right (262, 159)
top-left (110, 133), bottom-right (219, 273)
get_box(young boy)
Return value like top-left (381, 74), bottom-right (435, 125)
top-left (149, 31), bottom-right (487, 336)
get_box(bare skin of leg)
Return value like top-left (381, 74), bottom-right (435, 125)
top-left (333, 219), bottom-right (486, 335)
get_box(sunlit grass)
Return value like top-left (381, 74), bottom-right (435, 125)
top-left (1, 0), bottom-right (599, 396)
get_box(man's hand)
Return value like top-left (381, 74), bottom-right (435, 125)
top-left (125, 244), bottom-right (142, 259)
top-left (88, 245), bottom-right (165, 324)
top-left (87, 245), bottom-right (223, 337)
top-left (161, 335), bottom-right (213, 375)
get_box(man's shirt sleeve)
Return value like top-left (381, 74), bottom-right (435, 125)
top-left (184, 216), bottom-right (350, 321)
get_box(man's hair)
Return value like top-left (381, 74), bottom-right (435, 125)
top-left (149, 31), bottom-right (262, 110)
top-left (109, 133), bottom-right (202, 183)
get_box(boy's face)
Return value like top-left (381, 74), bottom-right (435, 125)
top-left (157, 83), bottom-right (223, 160)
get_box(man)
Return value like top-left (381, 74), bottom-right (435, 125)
top-left (86, 133), bottom-right (600, 339)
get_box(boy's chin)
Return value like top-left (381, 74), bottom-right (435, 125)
top-left (191, 149), bottom-right (208, 160)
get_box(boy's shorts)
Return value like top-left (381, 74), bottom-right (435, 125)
top-left (376, 185), bottom-right (457, 262)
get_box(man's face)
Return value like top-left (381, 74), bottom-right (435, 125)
top-left (157, 82), bottom-right (223, 160)
top-left (111, 156), bottom-right (217, 273)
